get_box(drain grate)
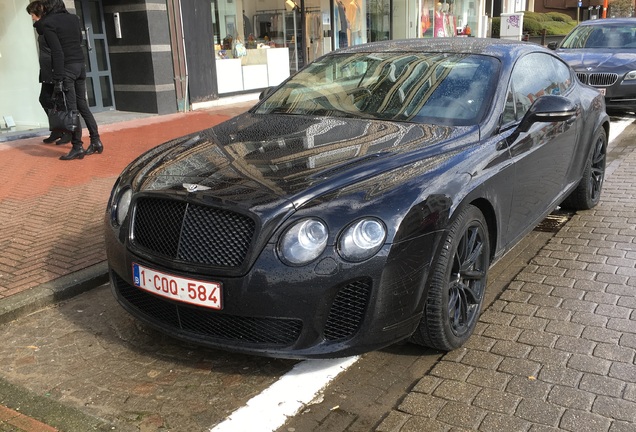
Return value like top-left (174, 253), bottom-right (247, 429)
top-left (534, 211), bottom-right (573, 233)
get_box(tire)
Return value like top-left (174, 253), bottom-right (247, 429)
top-left (561, 128), bottom-right (607, 211)
top-left (411, 204), bottom-right (490, 351)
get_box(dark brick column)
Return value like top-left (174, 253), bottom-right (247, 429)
top-left (103, 0), bottom-right (177, 114)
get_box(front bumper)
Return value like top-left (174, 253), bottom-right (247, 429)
top-left (576, 71), bottom-right (636, 111)
top-left (106, 226), bottom-right (440, 359)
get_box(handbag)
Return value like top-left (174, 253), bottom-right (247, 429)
top-left (233, 40), bottom-right (247, 58)
top-left (47, 92), bottom-right (80, 133)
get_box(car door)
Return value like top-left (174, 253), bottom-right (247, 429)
top-left (503, 53), bottom-right (581, 243)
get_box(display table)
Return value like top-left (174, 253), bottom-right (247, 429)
top-left (215, 58), bottom-right (243, 94)
top-left (216, 47), bottom-right (290, 94)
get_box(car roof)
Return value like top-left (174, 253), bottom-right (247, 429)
top-left (335, 37), bottom-right (548, 60)
top-left (576, 17), bottom-right (636, 26)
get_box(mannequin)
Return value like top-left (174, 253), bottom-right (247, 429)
top-left (434, 2), bottom-right (445, 37)
top-left (442, 3), bottom-right (455, 38)
top-left (421, 0), bottom-right (431, 36)
top-left (347, 0), bottom-right (361, 44)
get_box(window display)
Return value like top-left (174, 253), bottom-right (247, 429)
top-left (211, 0), bottom-right (479, 96)
top-left (421, 0), bottom-right (476, 38)
top-left (213, 1), bottom-right (291, 94)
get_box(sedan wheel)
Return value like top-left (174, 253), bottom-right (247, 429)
top-left (411, 204), bottom-right (490, 351)
top-left (561, 128), bottom-right (607, 210)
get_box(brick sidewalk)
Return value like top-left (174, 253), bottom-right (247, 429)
top-left (0, 404), bottom-right (57, 432)
top-left (0, 104), bottom-right (252, 300)
top-left (376, 128), bottom-right (636, 431)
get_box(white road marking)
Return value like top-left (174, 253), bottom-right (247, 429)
top-left (210, 356), bottom-right (360, 432)
top-left (209, 116), bottom-right (634, 432)
top-left (609, 117), bottom-right (632, 142)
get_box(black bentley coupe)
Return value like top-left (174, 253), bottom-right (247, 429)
top-left (106, 38), bottom-right (609, 358)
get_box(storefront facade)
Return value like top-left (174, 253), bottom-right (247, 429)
top-left (1, 0), bottom-right (488, 136)
top-left (176, 0), bottom-right (488, 109)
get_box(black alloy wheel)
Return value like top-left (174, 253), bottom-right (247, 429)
top-left (561, 128), bottom-right (607, 210)
top-left (589, 130), bottom-right (607, 203)
top-left (411, 204), bottom-right (490, 351)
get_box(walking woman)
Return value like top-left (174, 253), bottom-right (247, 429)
top-left (38, 0), bottom-right (104, 160)
top-left (26, 0), bottom-right (71, 145)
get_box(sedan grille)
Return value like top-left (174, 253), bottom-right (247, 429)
top-left (132, 197), bottom-right (255, 267)
top-left (577, 72), bottom-right (618, 87)
top-left (324, 279), bottom-right (371, 341)
top-left (576, 72), bottom-right (587, 84)
top-left (113, 273), bottom-right (302, 345)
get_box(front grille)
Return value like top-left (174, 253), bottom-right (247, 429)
top-left (577, 73), bottom-right (619, 87)
top-left (113, 273), bottom-right (303, 345)
top-left (588, 73), bottom-right (618, 87)
top-left (576, 72), bottom-right (587, 85)
top-left (324, 279), bottom-right (371, 341)
top-left (132, 197), bottom-right (255, 267)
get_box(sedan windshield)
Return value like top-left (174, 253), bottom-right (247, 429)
top-left (560, 24), bottom-right (636, 49)
top-left (254, 52), bottom-right (500, 126)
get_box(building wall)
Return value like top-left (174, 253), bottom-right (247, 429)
top-left (0, 0), bottom-right (48, 130)
top-left (103, 0), bottom-right (177, 114)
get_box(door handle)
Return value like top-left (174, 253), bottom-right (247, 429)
top-left (85, 26), bottom-right (93, 51)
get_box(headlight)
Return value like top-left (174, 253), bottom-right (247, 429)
top-left (114, 188), bottom-right (132, 226)
top-left (278, 218), bottom-right (328, 266)
top-left (338, 218), bottom-right (386, 262)
top-left (624, 71), bottom-right (636, 81)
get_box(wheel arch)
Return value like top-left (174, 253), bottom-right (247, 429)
top-left (601, 120), bottom-right (610, 144)
top-left (468, 197), bottom-right (497, 263)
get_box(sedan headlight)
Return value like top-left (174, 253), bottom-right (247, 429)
top-left (624, 71), bottom-right (636, 81)
top-left (338, 218), bottom-right (386, 262)
top-left (278, 218), bottom-right (328, 266)
top-left (113, 188), bottom-right (132, 226)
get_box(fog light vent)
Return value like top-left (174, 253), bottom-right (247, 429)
top-left (324, 278), bottom-right (371, 341)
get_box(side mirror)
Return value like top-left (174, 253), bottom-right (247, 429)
top-left (507, 95), bottom-right (578, 143)
top-left (259, 87), bottom-right (275, 100)
top-left (547, 41), bottom-right (558, 50)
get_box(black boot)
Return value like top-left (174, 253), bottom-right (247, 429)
top-left (59, 144), bottom-right (85, 161)
top-left (85, 137), bottom-right (104, 155)
top-left (43, 131), bottom-right (63, 143)
top-left (56, 132), bottom-right (72, 145)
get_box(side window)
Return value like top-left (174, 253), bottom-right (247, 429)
top-left (550, 58), bottom-right (574, 95)
top-left (503, 53), bottom-right (573, 125)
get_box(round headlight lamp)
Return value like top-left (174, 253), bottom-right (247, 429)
top-left (624, 70), bottom-right (636, 81)
top-left (338, 218), bottom-right (386, 262)
top-left (114, 188), bottom-right (132, 226)
top-left (278, 218), bottom-right (328, 266)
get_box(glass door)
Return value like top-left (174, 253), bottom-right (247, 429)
top-left (74, 0), bottom-right (115, 112)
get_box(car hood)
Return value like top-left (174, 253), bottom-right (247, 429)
top-left (556, 49), bottom-right (636, 71)
top-left (128, 113), bottom-right (477, 213)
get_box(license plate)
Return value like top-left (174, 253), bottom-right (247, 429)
top-left (599, 88), bottom-right (606, 95)
top-left (132, 263), bottom-right (222, 310)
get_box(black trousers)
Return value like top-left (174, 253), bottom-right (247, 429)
top-left (61, 63), bottom-right (100, 146)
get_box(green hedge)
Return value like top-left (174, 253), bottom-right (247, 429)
top-left (545, 12), bottom-right (573, 22)
top-left (490, 12), bottom-right (576, 37)
top-left (491, 17), bottom-right (501, 37)
top-left (523, 11), bottom-right (549, 22)
top-left (523, 18), bottom-right (544, 36)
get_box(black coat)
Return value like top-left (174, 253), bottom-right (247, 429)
top-left (39, 10), bottom-right (84, 81)
top-left (33, 20), bottom-right (53, 84)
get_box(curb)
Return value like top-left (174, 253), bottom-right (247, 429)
top-left (0, 263), bottom-right (108, 326)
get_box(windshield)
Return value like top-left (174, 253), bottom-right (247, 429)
top-left (560, 24), bottom-right (636, 49)
top-left (254, 52), bottom-right (500, 126)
